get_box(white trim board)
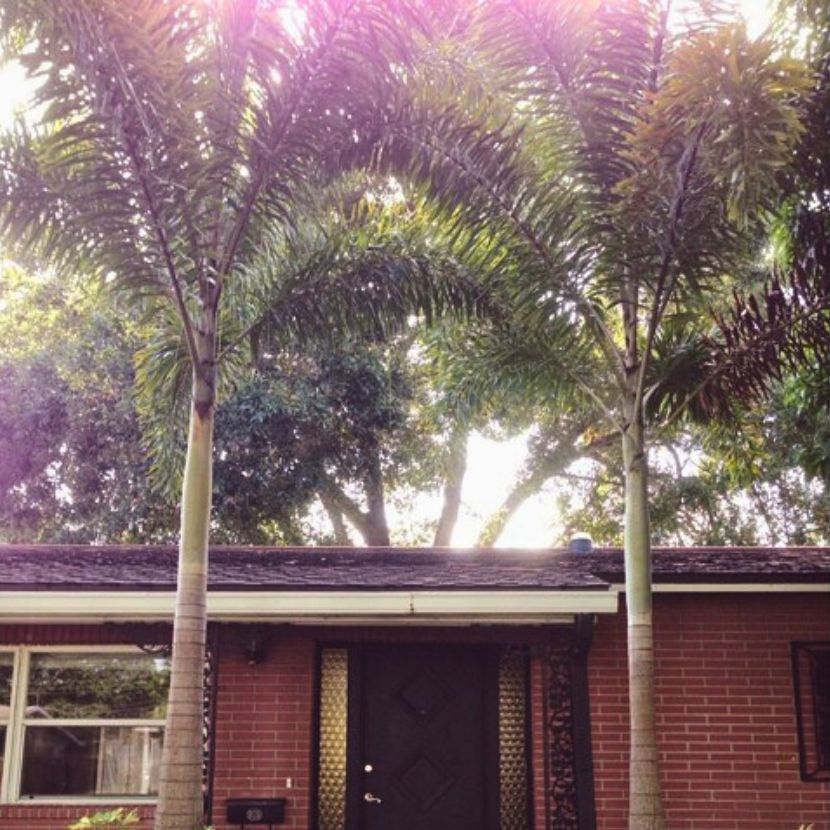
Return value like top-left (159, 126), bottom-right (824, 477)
top-left (0, 589), bottom-right (618, 624)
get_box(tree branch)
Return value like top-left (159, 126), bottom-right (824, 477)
top-left (478, 421), bottom-right (585, 546)
top-left (433, 426), bottom-right (468, 546)
top-left (319, 491), bottom-right (353, 545)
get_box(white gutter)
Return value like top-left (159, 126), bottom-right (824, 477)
top-left (613, 582), bottom-right (830, 593)
top-left (2, 582), bottom-right (822, 625)
top-left (0, 589), bottom-right (618, 625)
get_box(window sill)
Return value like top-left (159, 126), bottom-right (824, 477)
top-left (10, 796), bottom-right (157, 806)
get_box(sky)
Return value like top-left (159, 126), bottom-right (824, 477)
top-left (0, 0), bottom-right (779, 548)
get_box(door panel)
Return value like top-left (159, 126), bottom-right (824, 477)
top-left (353, 644), bottom-right (498, 830)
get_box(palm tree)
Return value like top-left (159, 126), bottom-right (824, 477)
top-left (0, 3), bottom-right (454, 827)
top-left (352, 2), bottom-right (807, 826)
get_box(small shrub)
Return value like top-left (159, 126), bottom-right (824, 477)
top-left (69, 808), bottom-right (140, 829)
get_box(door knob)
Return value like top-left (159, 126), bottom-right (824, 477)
top-left (363, 793), bottom-right (382, 804)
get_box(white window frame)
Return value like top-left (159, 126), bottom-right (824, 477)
top-left (0, 647), bottom-right (17, 803)
top-left (1, 645), bottom-right (167, 805)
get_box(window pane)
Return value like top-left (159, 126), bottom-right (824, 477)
top-left (0, 725), bottom-right (6, 785)
top-left (27, 652), bottom-right (170, 719)
top-left (21, 725), bottom-right (163, 796)
top-left (810, 649), bottom-right (830, 771)
top-left (1, 653), bottom-right (12, 785)
top-left (0, 652), bottom-right (12, 706)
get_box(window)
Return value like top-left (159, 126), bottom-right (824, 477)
top-left (0, 648), bottom-right (170, 802)
top-left (792, 642), bottom-right (830, 782)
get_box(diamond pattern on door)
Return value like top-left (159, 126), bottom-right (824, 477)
top-left (356, 645), bottom-right (503, 830)
top-left (396, 669), bottom-right (450, 720)
top-left (394, 754), bottom-right (456, 809)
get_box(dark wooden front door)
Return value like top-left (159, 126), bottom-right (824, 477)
top-left (348, 644), bottom-right (499, 830)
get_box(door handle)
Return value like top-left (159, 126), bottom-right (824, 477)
top-left (363, 792), bottom-right (382, 804)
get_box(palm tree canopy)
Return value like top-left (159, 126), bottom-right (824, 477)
top-left (342, 0), bottom-right (808, 429)
top-left (0, 0), bottom-right (429, 369)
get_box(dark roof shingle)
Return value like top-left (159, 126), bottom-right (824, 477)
top-left (0, 544), bottom-right (827, 592)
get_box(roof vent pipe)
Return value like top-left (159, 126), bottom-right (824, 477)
top-left (568, 533), bottom-right (593, 554)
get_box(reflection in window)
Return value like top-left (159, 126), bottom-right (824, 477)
top-left (27, 652), bottom-right (169, 720)
top-left (21, 726), bottom-right (163, 797)
top-left (792, 642), bottom-right (830, 782)
top-left (20, 650), bottom-right (169, 797)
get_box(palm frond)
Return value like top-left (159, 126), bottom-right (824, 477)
top-left (350, 93), bottom-right (599, 332)
top-left (133, 309), bottom-right (192, 500)
top-left (422, 316), bottom-right (608, 423)
top-left (664, 210), bottom-right (830, 421)
top-left (0, 0), bottom-right (211, 315)
top-left (235, 214), bottom-right (490, 354)
top-left (475, 0), bottom-right (654, 197)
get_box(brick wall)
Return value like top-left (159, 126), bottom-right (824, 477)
top-left (211, 630), bottom-right (316, 830)
top-left (589, 593), bottom-right (830, 830)
top-left (2, 592), bottom-right (827, 830)
top-left (530, 656), bottom-right (547, 828)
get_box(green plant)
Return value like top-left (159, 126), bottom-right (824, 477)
top-left (69, 809), bottom-right (140, 830)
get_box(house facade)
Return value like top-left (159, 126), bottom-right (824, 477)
top-left (0, 545), bottom-right (827, 830)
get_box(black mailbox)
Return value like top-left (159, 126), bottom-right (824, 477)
top-left (226, 797), bottom-right (287, 827)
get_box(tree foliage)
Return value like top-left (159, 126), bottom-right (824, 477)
top-left (0, 265), bottom-right (453, 545)
top-left (0, 269), bottom-right (176, 543)
top-left (688, 0), bottom-right (830, 416)
top-left (212, 339), bottom-right (436, 545)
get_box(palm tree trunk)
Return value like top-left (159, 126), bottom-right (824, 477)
top-left (155, 359), bottom-right (215, 829)
top-left (622, 414), bottom-right (665, 830)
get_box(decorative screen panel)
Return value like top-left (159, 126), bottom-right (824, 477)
top-left (545, 640), bottom-right (578, 830)
top-left (318, 649), bottom-right (349, 830)
top-left (499, 649), bottom-right (529, 830)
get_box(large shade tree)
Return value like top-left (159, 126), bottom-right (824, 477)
top-left (0, 261), bottom-right (481, 547)
top-left (0, 266), bottom-right (183, 542)
top-left (350, 2), bottom-right (808, 825)
top-left (0, 2), bottom-right (466, 827)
